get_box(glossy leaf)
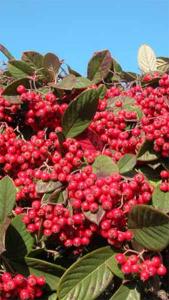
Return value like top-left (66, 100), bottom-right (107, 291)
top-left (128, 205), bottom-right (169, 251)
top-left (10, 257), bottom-right (65, 290)
top-left (22, 51), bottom-right (44, 69)
top-left (62, 89), bottom-right (99, 138)
top-left (5, 215), bottom-right (34, 260)
top-left (137, 141), bottom-right (159, 162)
top-left (92, 155), bottom-right (119, 177)
top-left (118, 154), bottom-right (137, 174)
top-left (44, 53), bottom-right (61, 73)
top-left (8, 60), bottom-right (34, 79)
top-left (55, 74), bottom-right (92, 90)
top-left (110, 283), bottom-right (140, 300)
top-left (152, 185), bottom-right (169, 213)
top-left (97, 84), bottom-right (107, 99)
top-left (36, 180), bottom-right (63, 194)
top-left (84, 206), bottom-right (105, 225)
top-left (87, 50), bottom-right (112, 83)
top-left (2, 78), bottom-right (31, 96)
top-left (58, 246), bottom-right (114, 300)
top-left (106, 254), bottom-right (124, 279)
top-left (138, 44), bottom-right (157, 73)
top-left (156, 57), bottom-right (169, 72)
top-left (0, 176), bottom-right (16, 223)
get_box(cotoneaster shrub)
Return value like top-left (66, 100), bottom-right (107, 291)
top-left (0, 43), bottom-right (168, 299)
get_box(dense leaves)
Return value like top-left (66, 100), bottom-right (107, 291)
top-left (0, 43), bottom-right (168, 300)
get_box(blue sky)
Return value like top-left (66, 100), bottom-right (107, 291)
top-left (0, 0), bottom-right (169, 75)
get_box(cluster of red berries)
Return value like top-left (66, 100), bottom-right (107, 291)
top-left (115, 253), bottom-right (167, 281)
top-left (160, 170), bottom-right (169, 192)
top-left (22, 201), bottom-right (96, 248)
top-left (0, 272), bottom-right (45, 300)
top-left (142, 71), bottom-right (160, 82)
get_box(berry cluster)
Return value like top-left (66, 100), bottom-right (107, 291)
top-left (115, 253), bottom-right (167, 281)
top-left (160, 170), bottom-right (169, 192)
top-left (0, 272), bottom-right (45, 300)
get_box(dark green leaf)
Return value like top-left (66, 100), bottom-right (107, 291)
top-left (8, 60), bottom-right (34, 79)
top-left (121, 71), bottom-right (138, 82)
top-left (5, 215), bottom-right (34, 260)
top-left (54, 75), bottom-right (92, 90)
top-left (118, 154), bottom-right (137, 174)
top-left (10, 257), bottom-right (65, 290)
top-left (2, 78), bottom-right (31, 96)
top-left (84, 206), bottom-right (105, 225)
top-left (109, 283), bottom-right (140, 300)
top-left (92, 155), bottom-right (119, 177)
top-left (58, 246), bottom-right (114, 300)
top-left (87, 50), bottom-right (112, 83)
top-left (22, 51), bottom-right (44, 69)
top-left (0, 176), bottom-right (16, 223)
top-left (106, 254), bottom-right (124, 279)
top-left (62, 88), bottom-right (99, 138)
top-left (97, 84), bottom-right (107, 99)
top-left (67, 65), bottom-right (81, 77)
top-left (44, 53), bottom-right (61, 81)
top-left (73, 77), bottom-right (92, 89)
top-left (152, 185), bottom-right (169, 213)
top-left (137, 141), bottom-right (159, 162)
top-left (138, 165), bottom-right (161, 187)
top-left (128, 205), bottom-right (169, 251)
top-left (0, 44), bottom-right (15, 60)
top-left (112, 58), bottom-right (123, 73)
top-left (36, 180), bottom-right (63, 194)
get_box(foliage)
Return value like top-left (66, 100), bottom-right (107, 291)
top-left (0, 43), bottom-right (168, 300)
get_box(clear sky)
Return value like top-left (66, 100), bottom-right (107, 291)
top-left (0, 0), bottom-right (169, 75)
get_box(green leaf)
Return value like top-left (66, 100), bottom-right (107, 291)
top-left (84, 206), bottom-right (105, 225)
top-left (10, 257), bottom-right (65, 291)
top-left (5, 215), bottom-right (34, 260)
top-left (44, 53), bottom-right (61, 73)
top-left (128, 205), bottom-right (169, 251)
top-left (162, 158), bottom-right (169, 171)
top-left (97, 84), bottom-right (107, 99)
top-left (2, 78), bottom-right (31, 96)
top-left (106, 254), bottom-right (124, 279)
top-left (137, 141), bottom-right (159, 162)
top-left (43, 53), bottom-right (61, 81)
top-left (0, 176), bottom-right (16, 223)
top-left (67, 65), bottom-right (81, 77)
top-left (55, 74), bottom-right (92, 90)
top-left (22, 51), bottom-right (44, 69)
top-left (152, 185), bottom-right (169, 213)
top-left (25, 257), bottom-right (65, 289)
top-left (157, 57), bottom-right (169, 72)
top-left (112, 58), bottom-right (123, 73)
top-left (109, 283), bottom-right (140, 300)
top-left (138, 44), bottom-right (157, 73)
top-left (8, 60), bottom-right (34, 79)
top-left (138, 165), bottom-right (161, 187)
top-left (0, 44), bottom-right (15, 60)
top-left (107, 96), bottom-right (135, 110)
top-left (92, 155), bottom-right (119, 177)
top-left (118, 154), bottom-right (137, 174)
top-left (121, 71), bottom-right (138, 82)
top-left (58, 246), bottom-right (115, 300)
top-left (73, 77), bottom-right (92, 89)
top-left (36, 180), bottom-right (63, 194)
top-left (87, 50), bottom-right (112, 83)
top-left (0, 218), bottom-right (10, 254)
top-left (62, 89), bottom-right (99, 138)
